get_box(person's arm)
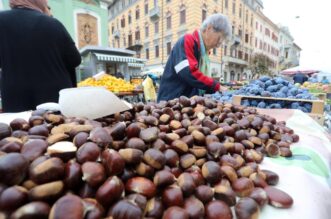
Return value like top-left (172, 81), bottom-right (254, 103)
top-left (174, 34), bottom-right (220, 93)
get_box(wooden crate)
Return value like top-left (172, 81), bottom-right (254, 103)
top-left (232, 95), bottom-right (325, 114)
top-left (311, 93), bottom-right (327, 101)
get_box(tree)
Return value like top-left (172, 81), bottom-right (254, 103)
top-left (248, 53), bottom-right (274, 78)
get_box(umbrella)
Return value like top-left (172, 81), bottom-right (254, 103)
top-left (280, 66), bottom-right (320, 76)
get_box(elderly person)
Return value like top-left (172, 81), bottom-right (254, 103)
top-left (0, 0), bottom-right (81, 112)
top-left (157, 13), bottom-right (231, 102)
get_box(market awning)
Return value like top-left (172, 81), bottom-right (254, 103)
top-left (94, 53), bottom-right (136, 63)
top-left (128, 63), bottom-right (145, 68)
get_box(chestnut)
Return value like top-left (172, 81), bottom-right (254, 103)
top-left (195, 185), bottom-right (214, 203)
top-left (266, 143), bottom-right (280, 157)
top-left (145, 198), bottom-right (164, 218)
top-left (232, 177), bottom-right (255, 197)
top-left (189, 147), bottom-right (207, 158)
top-left (207, 142), bottom-right (226, 159)
top-left (102, 149), bottom-right (125, 176)
top-left (139, 127), bottom-right (159, 143)
top-left (46, 133), bottom-right (69, 145)
top-left (10, 201), bottom-right (50, 219)
top-left (126, 137), bottom-right (147, 151)
top-left (78, 183), bottom-right (97, 199)
top-left (49, 194), bottom-right (84, 219)
top-left (88, 127), bottom-right (112, 148)
top-left (0, 186), bottom-right (28, 211)
top-left (153, 170), bottom-right (176, 187)
top-left (64, 160), bottom-right (83, 189)
top-left (205, 200), bottom-right (233, 219)
top-left (202, 161), bottom-right (222, 184)
top-left (165, 133), bottom-right (181, 144)
top-left (171, 140), bottom-right (189, 154)
top-left (126, 193), bottom-right (147, 211)
top-left (47, 141), bottom-right (77, 162)
top-left (235, 197), bottom-right (260, 219)
top-left (125, 177), bottom-right (156, 198)
top-left (126, 123), bottom-right (141, 139)
top-left (76, 142), bottom-right (100, 164)
top-left (213, 184), bottom-right (236, 206)
top-left (29, 157), bottom-right (65, 184)
top-left (144, 148), bottom-right (166, 169)
top-left (0, 141), bottom-right (22, 153)
top-left (119, 148), bottom-right (143, 164)
top-left (191, 130), bottom-right (206, 145)
top-left (10, 118), bottom-right (30, 131)
top-left (249, 187), bottom-right (268, 207)
top-left (82, 162), bottom-right (106, 187)
top-left (221, 166), bottom-right (238, 183)
top-left (162, 185), bottom-right (184, 207)
top-left (29, 181), bottom-right (64, 202)
top-left (163, 206), bottom-right (189, 219)
top-left (0, 153), bottom-right (29, 186)
top-left (264, 186), bottom-right (293, 208)
top-left (180, 153), bottom-right (196, 169)
top-left (184, 196), bottom-right (205, 219)
top-left (21, 139), bottom-right (48, 162)
top-left (28, 125), bottom-right (49, 137)
top-left (109, 122), bottom-right (126, 140)
top-left (73, 132), bottom-right (89, 148)
top-left (83, 198), bottom-right (105, 219)
top-left (177, 172), bottom-right (196, 196)
top-left (261, 169), bottom-right (279, 186)
top-left (96, 176), bottom-right (124, 208)
top-left (135, 162), bottom-right (155, 178)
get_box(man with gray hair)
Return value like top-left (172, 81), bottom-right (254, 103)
top-left (157, 13), bottom-right (231, 102)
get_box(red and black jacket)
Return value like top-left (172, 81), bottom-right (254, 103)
top-left (157, 30), bottom-right (220, 102)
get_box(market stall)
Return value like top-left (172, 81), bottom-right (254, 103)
top-left (0, 94), bottom-right (331, 219)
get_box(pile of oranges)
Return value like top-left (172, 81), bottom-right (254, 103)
top-left (78, 74), bottom-right (135, 93)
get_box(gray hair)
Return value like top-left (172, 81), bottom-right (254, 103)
top-left (201, 13), bottom-right (232, 40)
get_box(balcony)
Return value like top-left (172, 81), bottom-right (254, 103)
top-left (149, 7), bottom-right (160, 20)
top-left (222, 56), bottom-right (248, 66)
top-left (127, 40), bottom-right (143, 51)
top-left (113, 30), bottom-right (120, 39)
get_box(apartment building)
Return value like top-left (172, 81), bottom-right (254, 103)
top-left (108, 0), bottom-right (295, 81)
top-left (278, 26), bottom-right (301, 70)
top-left (254, 8), bottom-right (280, 75)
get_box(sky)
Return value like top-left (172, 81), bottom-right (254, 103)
top-left (262, 0), bottom-right (331, 73)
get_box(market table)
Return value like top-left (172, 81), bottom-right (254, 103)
top-left (0, 109), bottom-right (330, 219)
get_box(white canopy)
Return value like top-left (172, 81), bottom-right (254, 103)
top-left (142, 68), bottom-right (164, 77)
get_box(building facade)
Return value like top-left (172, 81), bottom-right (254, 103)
top-left (278, 26), bottom-right (301, 70)
top-left (254, 8), bottom-right (280, 75)
top-left (1, 0), bottom-right (109, 48)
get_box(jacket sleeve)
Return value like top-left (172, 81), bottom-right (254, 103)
top-left (173, 34), bottom-right (220, 93)
top-left (57, 21), bottom-right (81, 85)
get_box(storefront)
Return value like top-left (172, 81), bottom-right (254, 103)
top-left (79, 46), bottom-right (145, 81)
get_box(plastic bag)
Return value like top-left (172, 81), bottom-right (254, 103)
top-left (142, 76), bottom-right (156, 102)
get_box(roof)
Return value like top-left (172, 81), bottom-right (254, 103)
top-left (79, 46), bottom-right (136, 57)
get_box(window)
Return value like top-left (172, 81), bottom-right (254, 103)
top-left (111, 25), bottom-right (114, 34)
top-left (238, 29), bottom-right (242, 37)
top-left (251, 15), bottom-right (253, 27)
top-left (145, 25), bottom-right (149, 37)
top-left (245, 53), bottom-right (248, 61)
top-left (239, 4), bottom-right (242, 17)
top-left (255, 38), bottom-right (257, 47)
top-left (224, 45), bottom-right (227, 56)
top-left (146, 48), bottom-right (149, 59)
top-left (245, 33), bottom-right (249, 43)
top-left (155, 45), bottom-right (159, 58)
top-left (232, 1), bottom-right (236, 15)
top-left (154, 21), bottom-right (159, 33)
top-left (121, 17), bottom-right (125, 28)
top-left (144, 3), bottom-right (148, 14)
top-left (136, 8), bottom-right (140, 19)
top-left (167, 42), bottom-right (172, 55)
top-left (232, 25), bottom-right (235, 35)
top-left (225, 0), bottom-right (228, 9)
top-left (180, 7), bottom-right (186, 24)
top-left (245, 10), bottom-right (248, 23)
top-left (123, 36), bottom-right (126, 47)
top-left (202, 9), bottom-right (207, 22)
top-left (135, 30), bottom-right (140, 41)
top-left (213, 48), bottom-right (217, 55)
top-left (166, 14), bottom-right (172, 29)
top-left (166, 0), bottom-right (171, 3)
top-left (128, 34), bottom-right (132, 47)
top-left (128, 13), bottom-right (132, 24)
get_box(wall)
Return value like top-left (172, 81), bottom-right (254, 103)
top-left (0, 0), bottom-right (109, 47)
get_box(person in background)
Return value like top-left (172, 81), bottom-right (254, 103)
top-left (157, 13), bottom-right (231, 102)
top-left (321, 76), bottom-right (330, 84)
top-left (0, 0), bottom-right (81, 112)
top-left (293, 71), bottom-right (308, 84)
top-left (308, 74), bottom-right (318, 83)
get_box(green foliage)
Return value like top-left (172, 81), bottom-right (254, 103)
top-left (248, 53), bottom-right (274, 76)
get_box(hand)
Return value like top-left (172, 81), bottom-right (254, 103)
top-left (219, 86), bottom-right (228, 93)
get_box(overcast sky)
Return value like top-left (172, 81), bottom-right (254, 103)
top-left (262, 0), bottom-right (331, 73)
